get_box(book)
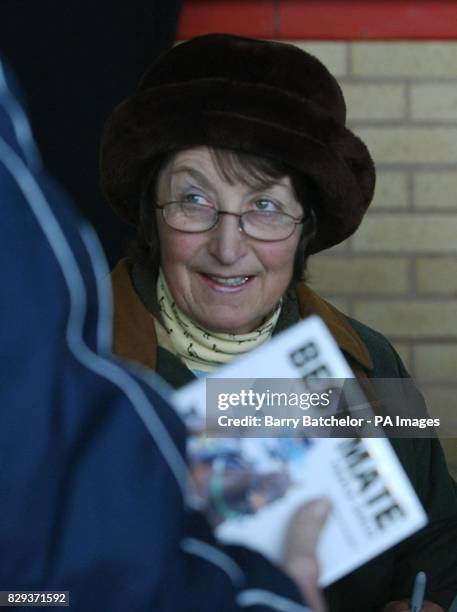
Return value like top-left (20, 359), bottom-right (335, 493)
top-left (171, 315), bottom-right (427, 586)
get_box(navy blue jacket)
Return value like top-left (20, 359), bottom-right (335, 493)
top-left (0, 57), bottom-right (308, 612)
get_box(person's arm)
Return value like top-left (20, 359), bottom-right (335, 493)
top-left (381, 600), bottom-right (444, 611)
top-left (380, 345), bottom-right (457, 611)
top-left (384, 437), bottom-right (457, 611)
top-left (183, 494), bottom-right (331, 611)
top-left (343, 321), bottom-right (457, 611)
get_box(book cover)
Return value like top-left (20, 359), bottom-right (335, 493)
top-left (172, 316), bottom-right (427, 586)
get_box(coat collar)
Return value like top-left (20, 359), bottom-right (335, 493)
top-left (110, 258), bottom-right (373, 373)
top-left (293, 282), bottom-right (373, 372)
top-left (111, 258), bottom-right (158, 371)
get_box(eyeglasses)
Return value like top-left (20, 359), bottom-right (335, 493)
top-left (156, 201), bottom-right (304, 241)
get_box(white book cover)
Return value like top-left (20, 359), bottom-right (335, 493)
top-left (172, 316), bottom-right (427, 586)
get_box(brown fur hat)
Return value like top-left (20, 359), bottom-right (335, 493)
top-left (100, 33), bottom-right (375, 253)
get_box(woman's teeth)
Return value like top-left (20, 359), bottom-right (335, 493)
top-left (209, 275), bottom-right (250, 286)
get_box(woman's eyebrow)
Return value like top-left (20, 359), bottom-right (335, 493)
top-left (170, 166), bottom-right (213, 189)
top-left (249, 181), bottom-right (287, 195)
top-left (247, 181), bottom-right (295, 202)
top-left (170, 167), bottom-right (296, 203)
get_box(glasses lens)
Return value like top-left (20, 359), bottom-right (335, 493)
top-left (242, 211), bottom-right (295, 240)
top-left (163, 202), bottom-right (217, 232)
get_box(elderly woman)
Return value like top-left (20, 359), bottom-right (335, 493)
top-left (100, 34), bottom-right (457, 612)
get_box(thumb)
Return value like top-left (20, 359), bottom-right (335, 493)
top-left (284, 498), bottom-right (332, 558)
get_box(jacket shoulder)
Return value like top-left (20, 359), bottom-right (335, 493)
top-left (345, 315), bottom-right (408, 379)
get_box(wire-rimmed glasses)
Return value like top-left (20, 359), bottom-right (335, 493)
top-left (156, 201), bottom-right (304, 241)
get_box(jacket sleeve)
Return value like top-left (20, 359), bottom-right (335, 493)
top-left (181, 509), bottom-right (308, 612)
top-left (338, 318), bottom-right (457, 609)
top-left (388, 433), bottom-right (457, 608)
top-left (0, 55), bottom-right (309, 612)
top-left (388, 352), bottom-right (457, 609)
top-left (353, 320), bottom-right (457, 609)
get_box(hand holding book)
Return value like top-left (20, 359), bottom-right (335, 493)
top-left (282, 498), bottom-right (332, 612)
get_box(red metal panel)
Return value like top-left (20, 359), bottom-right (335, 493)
top-left (177, 0), bottom-right (457, 41)
top-left (277, 0), bottom-right (457, 40)
top-left (177, 0), bottom-right (274, 40)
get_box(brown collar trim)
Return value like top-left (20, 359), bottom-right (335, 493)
top-left (110, 258), bottom-right (373, 373)
top-left (294, 282), bottom-right (374, 371)
top-left (111, 258), bottom-right (158, 371)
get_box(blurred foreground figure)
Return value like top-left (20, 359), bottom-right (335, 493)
top-left (0, 58), bottom-right (328, 612)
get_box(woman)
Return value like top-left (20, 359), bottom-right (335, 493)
top-left (100, 34), bottom-right (457, 611)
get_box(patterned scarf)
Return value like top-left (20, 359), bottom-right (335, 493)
top-left (157, 269), bottom-right (281, 372)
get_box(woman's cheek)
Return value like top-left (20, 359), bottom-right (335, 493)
top-left (160, 230), bottom-right (202, 264)
top-left (257, 240), bottom-right (298, 273)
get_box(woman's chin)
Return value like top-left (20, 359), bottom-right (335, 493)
top-left (194, 311), bottom-right (262, 335)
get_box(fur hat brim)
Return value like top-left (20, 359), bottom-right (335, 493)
top-left (100, 36), bottom-right (375, 253)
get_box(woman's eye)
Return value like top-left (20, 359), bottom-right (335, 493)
top-left (254, 198), bottom-right (279, 212)
top-left (181, 192), bottom-right (208, 205)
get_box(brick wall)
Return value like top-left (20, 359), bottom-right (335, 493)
top-left (298, 42), bottom-right (457, 475)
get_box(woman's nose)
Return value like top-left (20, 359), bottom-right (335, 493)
top-left (207, 212), bottom-right (249, 264)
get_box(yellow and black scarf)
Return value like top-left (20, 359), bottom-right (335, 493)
top-left (157, 269), bottom-right (281, 372)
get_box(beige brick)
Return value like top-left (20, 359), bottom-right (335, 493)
top-left (308, 257), bottom-right (408, 295)
top-left (421, 387), bottom-right (457, 441)
top-left (291, 41), bottom-right (347, 78)
top-left (351, 42), bottom-right (457, 77)
top-left (411, 84), bottom-right (457, 121)
top-left (353, 300), bottom-right (457, 339)
top-left (352, 215), bottom-right (457, 253)
top-left (373, 171), bottom-right (409, 209)
top-left (415, 343), bottom-right (457, 381)
top-left (354, 127), bottom-right (457, 164)
top-left (343, 83), bottom-right (406, 121)
top-left (414, 172), bottom-right (457, 210)
top-left (416, 257), bottom-right (457, 294)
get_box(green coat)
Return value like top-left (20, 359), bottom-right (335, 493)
top-left (112, 259), bottom-right (457, 611)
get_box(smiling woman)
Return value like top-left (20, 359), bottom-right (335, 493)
top-left (157, 147), bottom-right (307, 335)
top-left (100, 34), bottom-right (457, 612)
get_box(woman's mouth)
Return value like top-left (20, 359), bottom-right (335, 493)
top-left (200, 273), bottom-right (254, 292)
top-left (209, 275), bottom-right (249, 286)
